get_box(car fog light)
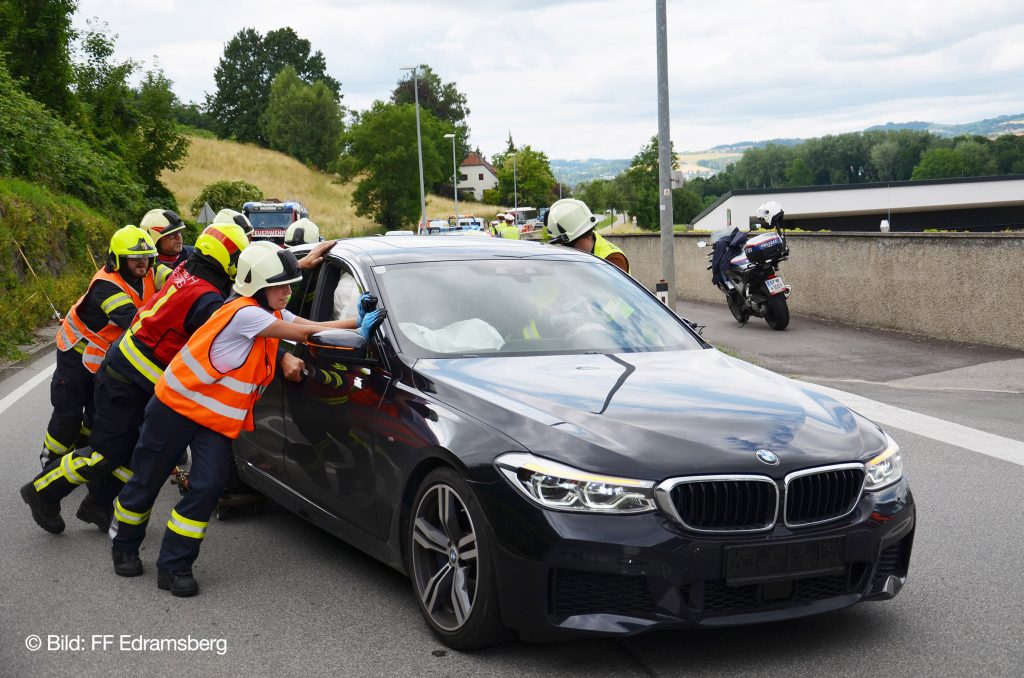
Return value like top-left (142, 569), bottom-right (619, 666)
top-left (495, 452), bottom-right (656, 513)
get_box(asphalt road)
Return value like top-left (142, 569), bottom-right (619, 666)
top-left (2, 305), bottom-right (1023, 677)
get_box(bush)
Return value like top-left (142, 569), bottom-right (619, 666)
top-left (0, 57), bottom-right (145, 223)
top-left (0, 177), bottom-right (119, 360)
top-left (190, 180), bottom-right (264, 215)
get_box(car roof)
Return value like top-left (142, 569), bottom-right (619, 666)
top-left (326, 235), bottom-right (588, 266)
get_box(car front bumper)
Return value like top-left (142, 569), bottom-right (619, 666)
top-left (474, 476), bottom-right (915, 641)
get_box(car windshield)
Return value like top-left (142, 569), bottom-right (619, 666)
top-left (248, 212), bottom-right (293, 229)
top-left (374, 258), bottom-right (704, 358)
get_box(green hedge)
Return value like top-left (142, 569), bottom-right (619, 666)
top-left (0, 177), bottom-right (118, 360)
top-left (0, 58), bottom-right (145, 223)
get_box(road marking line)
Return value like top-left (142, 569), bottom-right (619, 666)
top-left (812, 376), bottom-right (1022, 395)
top-left (798, 379), bottom-right (1024, 468)
top-left (0, 364), bottom-right (56, 417)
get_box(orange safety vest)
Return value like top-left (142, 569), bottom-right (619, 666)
top-left (154, 296), bottom-right (281, 439)
top-left (55, 268), bottom-right (156, 373)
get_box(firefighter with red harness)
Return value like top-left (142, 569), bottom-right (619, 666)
top-left (109, 241), bottom-right (387, 596)
top-left (31, 226), bottom-right (157, 476)
top-left (19, 222), bottom-right (249, 535)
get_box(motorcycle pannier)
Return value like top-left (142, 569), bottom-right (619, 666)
top-left (742, 232), bottom-right (786, 264)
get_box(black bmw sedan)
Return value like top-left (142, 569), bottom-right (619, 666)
top-left (235, 236), bottom-right (914, 649)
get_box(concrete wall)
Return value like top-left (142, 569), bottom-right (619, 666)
top-left (605, 232), bottom-right (1024, 350)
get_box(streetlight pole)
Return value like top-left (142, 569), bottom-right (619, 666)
top-left (512, 153), bottom-right (518, 213)
top-left (401, 65), bottom-right (427, 231)
top-left (444, 133), bottom-right (458, 228)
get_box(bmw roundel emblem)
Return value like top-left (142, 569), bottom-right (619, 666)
top-left (756, 449), bottom-right (780, 466)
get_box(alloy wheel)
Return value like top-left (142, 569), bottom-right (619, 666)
top-left (410, 483), bottom-right (480, 631)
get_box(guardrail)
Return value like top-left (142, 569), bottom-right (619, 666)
top-left (604, 232), bottom-right (1024, 350)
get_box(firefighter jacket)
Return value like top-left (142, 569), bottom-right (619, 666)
top-left (56, 268), bottom-right (156, 373)
top-left (154, 297), bottom-right (281, 439)
top-left (117, 265), bottom-right (223, 386)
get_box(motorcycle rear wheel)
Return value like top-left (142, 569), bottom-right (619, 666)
top-left (763, 294), bottom-right (790, 330)
top-left (727, 292), bottom-right (749, 324)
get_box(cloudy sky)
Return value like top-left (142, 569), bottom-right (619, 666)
top-left (74, 0), bottom-right (1024, 160)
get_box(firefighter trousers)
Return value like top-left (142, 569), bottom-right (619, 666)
top-left (31, 366), bottom-right (150, 506)
top-left (111, 398), bottom-right (233, 573)
top-left (41, 348), bottom-right (95, 463)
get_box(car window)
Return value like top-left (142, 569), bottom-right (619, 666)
top-left (332, 271), bottom-right (360, 321)
top-left (373, 258), bottom-right (704, 358)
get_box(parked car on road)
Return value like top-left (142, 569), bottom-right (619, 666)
top-left (235, 236), bottom-right (915, 649)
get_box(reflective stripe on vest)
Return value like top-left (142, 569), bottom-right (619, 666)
top-left (154, 297), bottom-right (280, 438)
top-left (167, 508), bottom-right (207, 539)
top-left (118, 333), bottom-right (165, 384)
top-left (56, 268), bottom-right (156, 370)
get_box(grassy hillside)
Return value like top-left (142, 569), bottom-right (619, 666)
top-left (162, 136), bottom-right (501, 237)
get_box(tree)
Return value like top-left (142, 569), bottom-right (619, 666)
top-left (134, 70), bottom-right (190, 204)
top-left (992, 134), bottom-right (1024, 174)
top-left (73, 21), bottom-right (139, 155)
top-left (492, 146), bottom-right (557, 208)
top-left (206, 27), bottom-right (341, 145)
top-left (392, 65), bottom-right (470, 156)
top-left (911, 140), bottom-right (997, 180)
top-left (0, 0), bottom-right (77, 117)
top-left (190, 180), bottom-right (263, 215)
top-left (263, 66), bottom-right (344, 169)
top-left (336, 102), bottom-right (446, 229)
top-left (623, 136), bottom-right (677, 229)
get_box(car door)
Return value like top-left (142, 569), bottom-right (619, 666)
top-left (283, 258), bottom-right (389, 538)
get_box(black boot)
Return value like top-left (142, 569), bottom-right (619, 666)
top-left (20, 483), bottom-right (65, 534)
top-left (76, 494), bottom-right (113, 533)
top-left (112, 549), bottom-right (143, 577)
top-left (157, 568), bottom-right (199, 597)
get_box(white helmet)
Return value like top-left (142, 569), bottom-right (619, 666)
top-left (233, 241), bottom-right (302, 297)
top-left (755, 201), bottom-right (784, 229)
top-left (546, 199), bottom-right (598, 244)
top-left (214, 209), bottom-right (254, 237)
top-left (284, 217), bottom-right (320, 246)
top-left (503, 212), bottom-right (516, 222)
top-left (140, 209), bottom-right (185, 242)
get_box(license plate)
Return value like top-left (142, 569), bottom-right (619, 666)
top-left (725, 537), bottom-right (845, 584)
top-left (765, 275), bottom-right (786, 295)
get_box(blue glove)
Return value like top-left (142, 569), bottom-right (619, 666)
top-left (357, 292), bottom-right (377, 324)
top-left (359, 308), bottom-right (387, 340)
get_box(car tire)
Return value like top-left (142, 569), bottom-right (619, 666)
top-left (408, 467), bottom-right (509, 650)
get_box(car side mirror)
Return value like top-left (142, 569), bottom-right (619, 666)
top-left (306, 329), bottom-right (373, 365)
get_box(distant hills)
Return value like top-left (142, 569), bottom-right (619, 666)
top-left (551, 113), bottom-right (1024, 185)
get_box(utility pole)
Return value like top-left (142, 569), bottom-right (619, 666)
top-left (656, 0), bottom-right (676, 304)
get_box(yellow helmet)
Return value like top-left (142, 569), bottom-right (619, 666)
top-left (194, 223), bottom-right (249, 278)
top-left (139, 209), bottom-right (185, 242)
top-left (107, 225), bottom-right (157, 271)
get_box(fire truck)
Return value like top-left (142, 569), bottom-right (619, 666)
top-left (242, 200), bottom-right (309, 244)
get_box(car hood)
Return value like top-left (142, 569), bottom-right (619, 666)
top-left (412, 349), bottom-right (885, 480)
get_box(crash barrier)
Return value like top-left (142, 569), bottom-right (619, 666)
top-left (604, 232), bottom-right (1024, 350)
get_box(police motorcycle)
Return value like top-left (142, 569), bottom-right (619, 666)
top-left (697, 201), bottom-right (791, 331)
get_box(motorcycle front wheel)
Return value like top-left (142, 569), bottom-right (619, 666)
top-left (763, 293), bottom-right (790, 330)
top-left (726, 291), bottom-right (749, 324)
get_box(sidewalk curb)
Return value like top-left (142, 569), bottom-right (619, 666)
top-left (0, 340), bottom-right (57, 383)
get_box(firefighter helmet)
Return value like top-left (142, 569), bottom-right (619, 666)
top-left (284, 218), bottom-right (320, 246)
top-left (213, 209), bottom-right (254, 238)
top-left (107, 225), bottom-right (157, 271)
top-left (140, 209), bottom-right (185, 242)
top-left (546, 199), bottom-right (598, 245)
top-left (233, 241), bottom-right (302, 297)
top-left (194, 223), bottom-right (249, 278)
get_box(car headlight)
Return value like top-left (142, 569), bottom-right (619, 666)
top-left (494, 452), bottom-right (656, 513)
top-left (864, 433), bottom-right (903, 490)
